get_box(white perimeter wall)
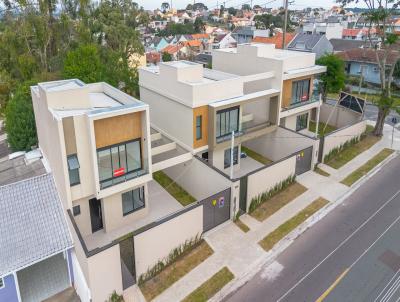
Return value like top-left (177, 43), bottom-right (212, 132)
top-left (322, 120), bottom-right (367, 162)
top-left (134, 206), bottom-right (203, 277)
top-left (163, 158), bottom-right (231, 200)
top-left (246, 155), bottom-right (296, 212)
top-left (319, 103), bottom-right (362, 128)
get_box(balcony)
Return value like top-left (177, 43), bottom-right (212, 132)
top-left (100, 169), bottom-right (148, 189)
top-left (216, 120), bottom-right (273, 143)
top-left (280, 94), bottom-right (321, 118)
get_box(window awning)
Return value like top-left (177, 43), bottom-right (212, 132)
top-left (209, 89), bottom-right (280, 109)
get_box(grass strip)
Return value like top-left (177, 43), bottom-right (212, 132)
top-left (241, 146), bottom-right (273, 165)
top-left (139, 241), bottom-right (213, 301)
top-left (341, 148), bottom-right (394, 186)
top-left (325, 134), bottom-right (381, 169)
top-left (251, 182), bottom-right (307, 222)
top-left (309, 121), bottom-right (337, 137)
top-left (234, 219), bottom-right (250, 233)
top-left (153, 171), bottom-right (196, 206)
top-left (182, 267), bottom-right (234, 302)
top-left (314, 167), bottom-right (330, 177)
top-left (259, 197), bottom-right (329, 251)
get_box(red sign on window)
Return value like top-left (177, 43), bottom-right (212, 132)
top-left (113, 167), bottom-right (125, 177)
top-left (301, 94), bottom-right (309, 101)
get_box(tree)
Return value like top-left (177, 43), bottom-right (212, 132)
top-left (63, 44), bottom-right (103, 83)
top-left (194, 17), bottom-right (205, 33)
top-left (5, 82), bottom-right (37, 151)
top-left (162, 52), bottom-right (172, 62)
top-left (316, 54), bottom-right (346, 102)
top-left (186, 4), bottom-right (193, 10)
top-left (228, 7), bottom-right (237, 16)
top-left (193, 2), bottom-right (208, 11)
top-left (161, 2), bottom-right (170, 13)
top-left (338, 0), bottom-right (400, 136)
top-left (242, 4), bottom-right (251, 11)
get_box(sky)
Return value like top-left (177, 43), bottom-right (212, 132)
top-left (136, 0), bottom-right (342, 11)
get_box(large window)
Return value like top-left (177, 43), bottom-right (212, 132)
top-left (224, 146), bottom-right (239, 169)
top-left (291, 79), bottom-right (310, 104)
top-left (296, 113), bottom-right (309, 131)
top-left (216, 106), bottom-right (240, 141)
top-left (67, 154), bottom-right (80, 186)
top-left (97, 139), bottom-right (142, 189)
top-left (196, 115), bottom-right (202, 140)
top-left (122, 187), bottom-right (145, 215)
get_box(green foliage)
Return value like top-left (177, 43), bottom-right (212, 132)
top-left (316, 54), bottom-right (346, 102)
top-left (254, 13), bottom-right (294, 32)
top-left (162, 52), bottom-right (173, 62)
top-left (249, 175), bottom-right (296, 213)
top-left (63, 44), bottom-right (103, 83)
top-left (107, 291), bottom-right (124, 302)
top-left (138, 234), bottom-right (203, 285)
top-left (157, 22), bottom-right (199, 36)
top-left (5, 82), bottom-right (37, 151)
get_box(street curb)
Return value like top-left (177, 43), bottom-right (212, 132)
top-left (212, 151), bottom-right (398, 302)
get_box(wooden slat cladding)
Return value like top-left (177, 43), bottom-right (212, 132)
top-left (62, 117), bottom-right (77, 155)
top-left (281, 76), bottom-right (313, 108)
top-left (193, 106), bottom-right (208, 149)
top-left (94, 112), bottom-right (142, 149)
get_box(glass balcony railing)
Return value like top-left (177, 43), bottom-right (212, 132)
top-left (99, 169), bottom-right (148, 190)
top-left (283, 95), bottom-right (320, 111)
top-left (216, 121), bottom-right (273, 143)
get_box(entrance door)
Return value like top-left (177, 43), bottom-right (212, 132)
top-left (202, 188), bottom-right (231, 232)
top-left (89, 198), bottom-right (103, 233)
top-left (239, 176), bottom-right (247, 213)
top-left (120, 237), bottom-right (136, 290)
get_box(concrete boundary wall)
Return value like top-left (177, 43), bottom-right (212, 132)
top-left (246, 155), bottom-right (296, 212)
top-left (163, 158), bottom-right (232, 201)
top-left (133, 205), bottom-right (203, 277)
top-left (319, 103), bottom-right (362, 128)
top-left (322, 120), bottom-right (367, 162)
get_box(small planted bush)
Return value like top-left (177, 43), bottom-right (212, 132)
top-left (108, 291), bottom-right (124, 302)
top-left (248, 175), bottom-right (296, 213)
top-left (138, 234), bottom-right (202, 285)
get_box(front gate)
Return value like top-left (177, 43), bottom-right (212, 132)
top-left (119, 237), bottom-right (136, 290)
top-left (295, 146), bottom-right (313, 175)
top-left (201, 188), bottom-right (231, 232)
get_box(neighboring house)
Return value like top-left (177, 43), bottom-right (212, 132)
top-left (149, 20), bottom-right (168, 31)
top-left (252, 32), bottom-right (296, 49)
top-left (161, 44), bottom-right (186, 60)
top-left (302, 21), bottom-right (344, 40)
top-left (287, 33), bottom-right (333, 58)
top-left (0, 174), bottom-right (74, 302)
top-left (232, 26), bottom-right (269, 44)
top-left (139, 60), bottom-right (280, 173)
top-left (337, 48), bottom-right (399, 85)
top-left (329, 38), bottom-right (368, 52)
top-left (211, 33), bottom-right (237, 49)
top-left (342, 28), bottom-right (376, 40)
top-left (146, 51), bottom-right (161, 65)
top-left (149, 36), bottom-right (169, 52)
top-left (212, 43), bottom-right (326, 133)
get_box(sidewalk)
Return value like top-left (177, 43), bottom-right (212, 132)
top-left (132, 121), bottom-right (400, 302)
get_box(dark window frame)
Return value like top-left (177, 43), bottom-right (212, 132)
top-left (67, 154), bottom-right (80, 186)
top-left (96, 138), bottom-right (143, 189)
top-left (296, 113), bottom-right (309, 131)
top-left (122, 186), bottom-right (145, 216)
top-left (0, 277), bottom-right (4, 289)
top-left (291, 79), bottom-right (311, 105)
top-left (73, 205), bottom-right (81, 216)
top-left (216, 106), bottom-right (240, 140)
top-left (196, 115), bottom-right (202, 140)
top-left (224, 146), bottom-right (239, 169)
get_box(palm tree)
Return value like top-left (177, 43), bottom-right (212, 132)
top-left (161, 2), bottom-right (170, 13)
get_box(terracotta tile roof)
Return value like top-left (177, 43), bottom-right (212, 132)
top-left (252, 33), bottom-right (295, 49)
top-left (191, 33), bottom-right (209, 39)
top-left (342, 28), bottom-right (361, 36)
top-left (146, 52), bottom-right (161, 63)
top-left (161, 44), bottom-right (184, 54)
top-left (337, 48), bottom-right (400, 65)
top-left (185, 39), bottom-right (202, 47)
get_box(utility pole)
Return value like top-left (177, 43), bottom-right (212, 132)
top-left (282, 0), bottom-right (289, 49)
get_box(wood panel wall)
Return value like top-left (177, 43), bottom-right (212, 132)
top-left (94, 112), bottom-right (142, 149)
top-left (193, 106), bottom-right (208, 149)
top-left (281, 75), bottom-right (314, 109)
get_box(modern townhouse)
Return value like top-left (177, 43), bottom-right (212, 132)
top-left (212, 43), bottom-right (326, 135)
top-left (139, 60), bottom-right (280, 176)
top-left (30, 80), bottom-right (155, 301)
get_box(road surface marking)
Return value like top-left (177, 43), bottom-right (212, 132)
top-left (379, 271), bottom-right (400, 302)
top-left (315, 268), bottom-right (349, 302)
top-left (374, 268), bottom-right (400, 302)
top-left (276, 189), bottom-right (400, 302)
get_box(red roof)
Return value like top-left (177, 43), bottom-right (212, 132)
top-left (184, 40), bottom-right (203, 47)
top-left (342, 28), bottom-right (361, 37)
top-left (252, 33), bottom-right (296, 49)
top-left (191, 33), bottom-right (209, 39)
top-left (337, 48), bottom-right (399, 65)
top-left (161, 44), bottom-right (184, 54)
top-left (146, 52), bottom-right (160, 63)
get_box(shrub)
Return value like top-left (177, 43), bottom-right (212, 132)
top-left (138, 234), bottom-right (202, 285)
top-left (248, 175), bottom-right (296, 213)
top-left (108, 291), bottom-right (124, 302)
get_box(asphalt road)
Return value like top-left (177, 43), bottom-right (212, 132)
top-left (224, 156), bottom-right (400, 302)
